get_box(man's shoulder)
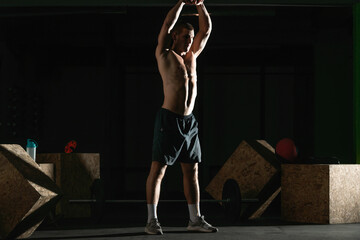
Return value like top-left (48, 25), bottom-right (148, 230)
top-left (155, 48), bottom-right (171, 60)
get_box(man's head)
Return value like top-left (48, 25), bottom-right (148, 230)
top-left (170, 22), bottom-right (195, 55)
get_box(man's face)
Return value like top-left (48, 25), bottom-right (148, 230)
top-left (173, 28), bottom-right (195, 54)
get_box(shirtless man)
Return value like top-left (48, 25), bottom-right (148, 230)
top-left (145, 0), bottom-right (217, 235)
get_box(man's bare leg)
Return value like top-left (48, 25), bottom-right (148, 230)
top-left (145, 161), bottom-right (167, 235)
top-left (181, 163), bottom-right (201, 220)
top-left (181, 162), bottom-right (218, 232)
top-left (146, 161), bottom-right (167, 216)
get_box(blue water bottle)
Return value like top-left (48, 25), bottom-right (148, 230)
top-left (26, 139), bottom-right (38, 162)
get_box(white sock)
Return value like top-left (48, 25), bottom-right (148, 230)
top-left (147, 204), bottom-right (158, 223)
top-left (188, 203), bottom-right (201, 222)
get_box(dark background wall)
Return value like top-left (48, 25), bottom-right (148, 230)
top-left (0, 5), bottom-right (354, 199)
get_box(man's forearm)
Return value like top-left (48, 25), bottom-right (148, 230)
top-left (164, 0), bottom-right (185, 33)
top-left (196, 3), bottom-right (212, 35)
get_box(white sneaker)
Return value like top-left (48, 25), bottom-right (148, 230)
top-left (187, 216), bottom-right (218, 233)
top-left (145, 218), bottom-right (163, 235)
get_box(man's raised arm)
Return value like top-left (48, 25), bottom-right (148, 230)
top-left (192, 0), bottom-right (212, 57)
top-left (155, 0), bottom-right (186, 57)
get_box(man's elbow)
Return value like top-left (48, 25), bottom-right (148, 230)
top-left (206, 26), bottom-right (212, 36)
top-left (201, 22), bottom-right (212, 35)
top-left (200, 26), bottom-right (212, 37)
top-left (208, 20), bottom-right (213, 33)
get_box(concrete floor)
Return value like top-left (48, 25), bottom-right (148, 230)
top-left (29, 221), bottom-right (360, 240)
top-left (28, 201), bottom-right (360, 240)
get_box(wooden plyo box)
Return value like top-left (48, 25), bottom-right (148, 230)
top-left (37, 153), bottom-right (100, 218)
top-left (0, 145), bottom-right (62, 239)
top-left (282, 164), bottom-right (360, 224)
top-left (206, 140), bottom-right (281, 219)
top-left (39, 163), bottom-right (55, 181)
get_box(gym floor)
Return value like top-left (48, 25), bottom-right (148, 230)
top-left (29, 224), bottom-right (360, 240)
top-left (29, 200), bottom-right (360, 240)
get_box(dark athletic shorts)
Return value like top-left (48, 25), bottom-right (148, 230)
top-left (152, 108), bottom-right (202, 166)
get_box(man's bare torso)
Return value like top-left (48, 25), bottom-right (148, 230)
top-left (157, 49), bottom-right (197, 116)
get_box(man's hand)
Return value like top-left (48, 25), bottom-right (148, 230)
top-left (195, 0), bottom-right (204, 5)
top-left (183, 0), bottom-right (195, 5)
top-left (183, 0), bottom-right (204, 5)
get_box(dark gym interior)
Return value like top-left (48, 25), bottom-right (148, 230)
top-left (1, 0), bottom-right (360, 239)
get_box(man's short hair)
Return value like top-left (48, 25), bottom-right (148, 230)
top-left (171, 21), bottom-right (194, 35)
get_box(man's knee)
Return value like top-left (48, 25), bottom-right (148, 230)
top-left (149, 161), bottom-right (167, 180)
top-left (181, 163), bottom-right (198, 180)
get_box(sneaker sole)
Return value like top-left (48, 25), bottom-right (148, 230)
top-left (145, 228), bottom-right (163, 235)
top-left (187, 226), bottom-right (218, 233)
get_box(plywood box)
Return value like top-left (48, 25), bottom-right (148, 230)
top-left (206, 140), bottom-right (280, 219)
top-left (0, 144), bottom-right (61, 239)
top-left (37, 153), bottom-right (100, 218)
top-left (282, 164), bottom-right (360, 224)
top-left (39, 163), bottom-right (55, 181)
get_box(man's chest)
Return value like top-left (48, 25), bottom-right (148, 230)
top-left (167, 51), bottom-right (196, 73)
